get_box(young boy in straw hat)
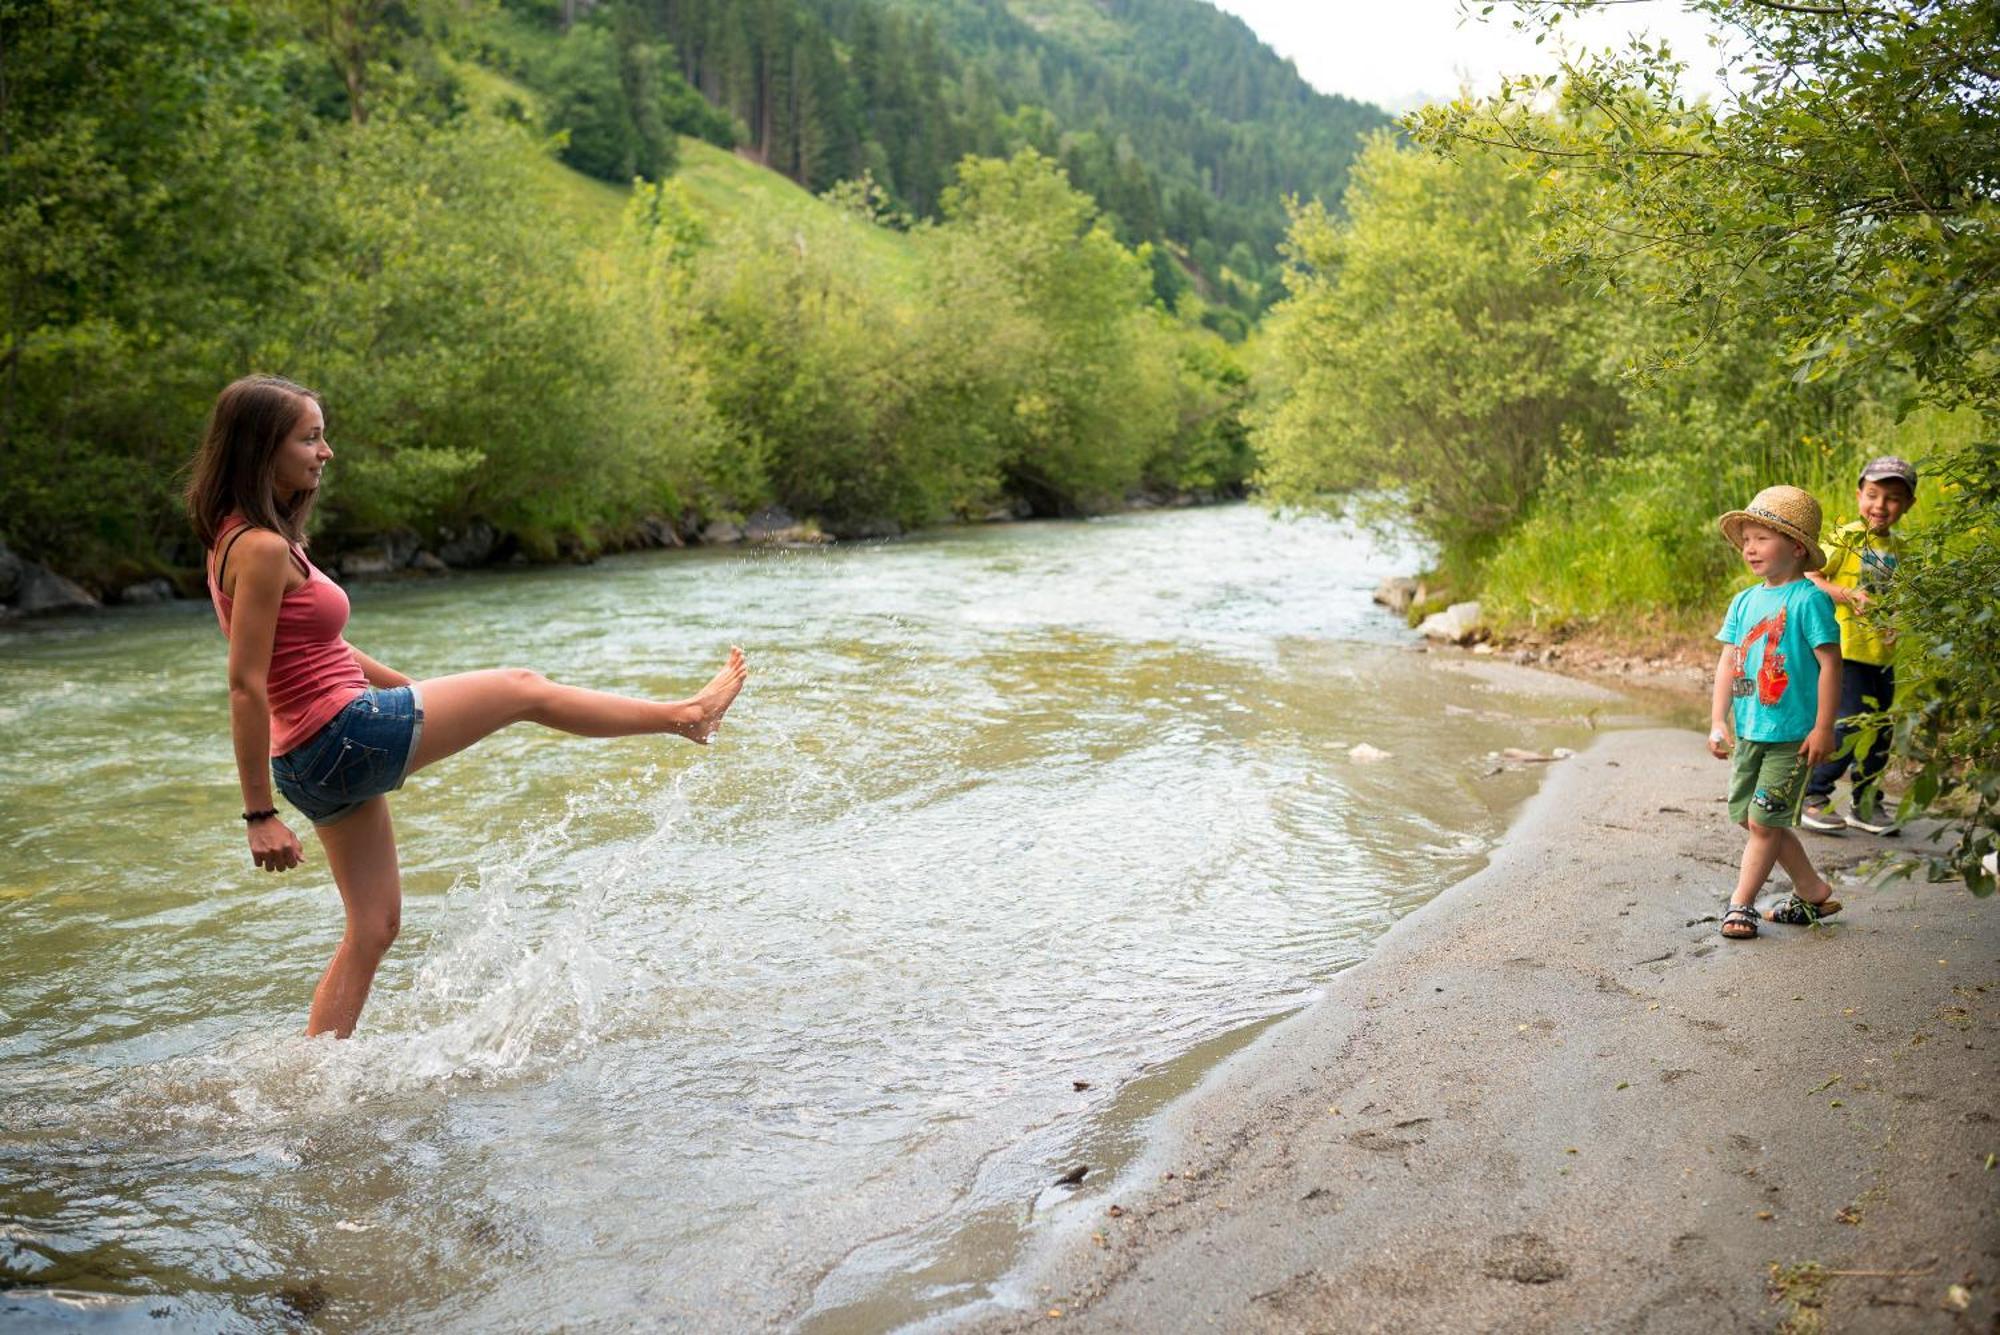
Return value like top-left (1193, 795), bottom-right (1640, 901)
top-left (1799, 456), bottom-right (1918, 836)
top-left (1708, 484), bottom-right (1844, 940)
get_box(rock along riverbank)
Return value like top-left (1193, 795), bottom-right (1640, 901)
top-left (971, 726), bottom-right (1999, 1333)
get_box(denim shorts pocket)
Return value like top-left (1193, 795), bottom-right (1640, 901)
top-left (310, 736), bottom-right (390, 800)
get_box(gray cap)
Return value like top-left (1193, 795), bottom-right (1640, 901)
top-left (1859, 455), bottom-right (1917, 489)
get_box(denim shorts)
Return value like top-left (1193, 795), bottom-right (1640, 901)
top-left (272, 685), bottom-right (425, 826)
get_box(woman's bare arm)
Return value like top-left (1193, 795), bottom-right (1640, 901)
top-left (223, 531), bottom-right (306, 871)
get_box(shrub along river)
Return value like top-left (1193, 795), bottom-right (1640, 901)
top-left (0, 504), bottom-right (1605, 1330)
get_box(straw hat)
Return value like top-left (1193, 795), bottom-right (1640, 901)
top-left (1718, 485), bottom-right (1826, 571)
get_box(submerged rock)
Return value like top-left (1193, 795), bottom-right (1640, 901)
top-left (117, 578), bottom-right (177, 605)
top-left (339, 527), bottom-right (422, 578)
top-left (1373, 576), bottom-right (1419, 615)
top-left (14, 563), bottom-right (99, 614)
top-left (435, 520), bottom-right (499, 567)
top-left (636, 515), bottom-right (683, 549)
top-left (744, 507), bottom-right (828, 545)
top-left (1417, 600), bottom-right (1484, 645)
top-left (0, 543), bottom-right (23, 601)
top-left (339, 550), bottom-right (398, 578)
top-left (830, 516), bottom-right (902, 541)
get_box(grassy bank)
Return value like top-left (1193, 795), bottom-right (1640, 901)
top-left (1478, 405), bottom-right (1980, 644)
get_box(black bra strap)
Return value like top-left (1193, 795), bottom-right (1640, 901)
top-left (213, 523), bottom-right (310, 589)
top-left (212, 523), bottom-right (252, 589)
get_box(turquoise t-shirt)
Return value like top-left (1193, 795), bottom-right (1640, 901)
top-left (1716, 578), bottom-right (1840, 742)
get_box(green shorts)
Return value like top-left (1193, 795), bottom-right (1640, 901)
top-left (1729, 739), bottom-right (1811, 827)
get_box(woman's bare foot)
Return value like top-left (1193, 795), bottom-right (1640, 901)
top-left (678, 647), bottom-right (748, 743)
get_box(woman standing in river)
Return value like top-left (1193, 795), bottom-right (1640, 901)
top-left (189, 374), bottom-right (748, 1038)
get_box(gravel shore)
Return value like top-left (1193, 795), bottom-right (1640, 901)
top-left (971, 727), bottom-right (1999, 1333)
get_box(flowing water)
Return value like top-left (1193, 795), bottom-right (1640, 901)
top-left (0, 505), bottom-right (1609, 1331)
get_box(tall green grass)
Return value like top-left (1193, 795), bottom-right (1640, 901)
top-left (1480, 405), bottom-right (1979, 637)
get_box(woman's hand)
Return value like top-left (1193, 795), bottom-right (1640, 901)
top-left (249, 816), bottom-right (305, 872)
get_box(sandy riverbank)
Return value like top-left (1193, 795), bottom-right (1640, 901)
top-left (970, 726), bottom-right (1999, 1332)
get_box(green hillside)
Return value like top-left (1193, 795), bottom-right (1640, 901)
top-left (478, 0), bottom-right (1388, 318)
top-left (455, 57), bottom-right (924, 293)
top-left (671, 140), bottom-right (924, 293)
top-left (868, 0), bottom-right (1393, 251)
top-left (453, 60), bottom-right (628, 234)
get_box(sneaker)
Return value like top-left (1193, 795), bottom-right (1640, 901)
top-left (1846, 797), bottom-right (1901, 836)
top-left (1800, 802), bottom-right (1845, 833)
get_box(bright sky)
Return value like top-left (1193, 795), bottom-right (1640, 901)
top-left (1207, 0), bottom-right (1731, 112)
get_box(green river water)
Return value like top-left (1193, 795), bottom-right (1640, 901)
top-left (0, 505), bottom-right (1606, 1330)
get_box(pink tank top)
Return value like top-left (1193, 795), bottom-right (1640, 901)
top-left (208, 519), bottom-right (369, 756)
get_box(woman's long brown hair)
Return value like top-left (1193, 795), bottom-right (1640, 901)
top-left (185, 375), bottom-right (322, 551)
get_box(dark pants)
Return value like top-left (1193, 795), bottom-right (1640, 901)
top-left (1805, 659), bottom-right (1895, 802)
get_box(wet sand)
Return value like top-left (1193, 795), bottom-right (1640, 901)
top-left (974, 726), bottom-right (2000, 1332)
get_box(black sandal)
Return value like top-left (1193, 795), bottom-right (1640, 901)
top-left (1765, 892), bottom-right (1842, 925)
top-left (1721, 903), bottom-right (1760, 940)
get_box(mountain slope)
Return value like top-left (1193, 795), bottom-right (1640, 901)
top-left (491, 0), bottom-right (1389, 307)
top-left (865, 0), bottom-right (1392, 255)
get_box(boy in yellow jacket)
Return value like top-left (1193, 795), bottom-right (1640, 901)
top-left (1800, 456), bottom-right (1916, 836)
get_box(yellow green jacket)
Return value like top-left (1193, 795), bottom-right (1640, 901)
top-left (1820, 519), bottom-right (1902, 666)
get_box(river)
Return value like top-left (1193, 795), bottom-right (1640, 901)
top-left (0, 505), bottom-right (1602, 1330)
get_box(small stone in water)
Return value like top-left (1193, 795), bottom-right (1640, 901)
top-left (1072, 1080), bottom-right (1091, 1091)
top-left (1054, 1164), bottom-right (1089, 1186)
top-left (277, 1282), bottom-right (330, 1317)
top-left (1349, 743), bottom-right (1392, 763)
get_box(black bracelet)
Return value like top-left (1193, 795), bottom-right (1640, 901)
top-left (242, 808), bottom-right (278, 823)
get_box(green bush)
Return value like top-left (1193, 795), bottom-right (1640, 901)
top-left (0, 0), bottom-right (331, 571)
top-left (272, 116), bottom-right (720, 547)
top-left (931, 150), bottom-right (1177, 514)
top-left (1253, 133), bottom-right (1628, 580)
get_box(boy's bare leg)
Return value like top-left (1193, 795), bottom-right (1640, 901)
top-left (1771, 829), bottom-right (1835, 902)
top-left (1733, 822), bottom-right (1784, 907)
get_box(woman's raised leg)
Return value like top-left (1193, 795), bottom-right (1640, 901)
top-left (409, 647), bottom-right (746, 775)
top-left (307, 797), bottom-right (402, 1038)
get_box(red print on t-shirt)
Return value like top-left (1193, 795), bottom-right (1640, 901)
top-left (1738, 606), bottom-right (1790, 706)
